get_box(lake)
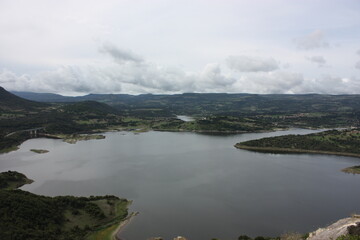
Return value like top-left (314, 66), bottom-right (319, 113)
top-left (1, 129), bottom-right (360, 240)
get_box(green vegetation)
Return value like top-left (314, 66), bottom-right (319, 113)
top-left (0, 87), bottom-right (126, 152)
top-left (87, 223), bottom-right (118, 240)
top-left (236, 129), bottom-right (360, 157)
top-left (336, 222), bottom-right (360, 239)
top-left (12, 91), bottom-right (360, 122)
top-left (0, 86), bottom-right (46, 111)
top-left (0, 171), bottom-right (33, 190)
top-left (30, 149), bottom-right (49, 154)
top-left (236, 129), bottom-right (360, 173)
top-left (342, 166), bottom-right (360, 174)
top-left (151, 116), bottom-right (277, 132)
top-left (59, 134), bottom-right (106, 144)
top-left (0, 171), bottom-right (130, 240)
top-left (3, 86), bottom-right (360, 153)
top-left (0, 145), bottom-right (19, 153)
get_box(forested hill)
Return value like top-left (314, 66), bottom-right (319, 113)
top-left (0, 171), bottom-right (130, 240)
top-left (235, 129), bottom-right (360, 157)
top-left (12, 91), bottom-right (360, 117)
top-left (0, 86), bottom-right (124, 152)
top-left (0, 87), bottom-right (46, 111)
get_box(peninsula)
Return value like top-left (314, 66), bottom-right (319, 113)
top-left (235, 128), bottom-right (360, 173)
top-left (0, 171), bottom-right (132, 240)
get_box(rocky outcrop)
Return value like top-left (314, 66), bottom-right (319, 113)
top-left (147, 236), bottom-right (187, 240)
top-left (307, 216), bottom-right (360, 240)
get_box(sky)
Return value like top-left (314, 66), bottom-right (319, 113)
top-left (0, 0), bottom-right (359, 95)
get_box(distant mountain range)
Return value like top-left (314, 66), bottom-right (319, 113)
top-left (11, 91), bottom-right (134, 103)
top-left (2, 86), bottom-right (360, 153)
top-left (10, 90), bottom-right (360, 117)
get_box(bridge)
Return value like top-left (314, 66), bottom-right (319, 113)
top-left (5, 127), bottom-right (46, 138)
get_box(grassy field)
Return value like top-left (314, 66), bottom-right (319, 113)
top-left (86, 200), bottom-right (131, 240)
top-left (87, 223), bottom-right (118, 240)
top-left (0, 145), bottom-right (19, 153)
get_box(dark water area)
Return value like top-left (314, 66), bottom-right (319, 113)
top-left (1, 129), bottom-right (360, 240)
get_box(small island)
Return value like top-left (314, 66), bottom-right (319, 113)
top-left (63, 134), bottom-right (106, 144)
top-left (30, 149), bottom-right (49, 154)
top-left (50, 134), bottom-right (106, 144)
top-left (0, 171), bottom-right (133, 240)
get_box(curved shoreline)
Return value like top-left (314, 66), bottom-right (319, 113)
top-left (113, 212), bottom-right (138, 240)
top-left (235, 144), bottom-right (360, 158)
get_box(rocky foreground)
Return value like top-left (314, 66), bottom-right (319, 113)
top-left (307, 216), bottom-right (360, 240)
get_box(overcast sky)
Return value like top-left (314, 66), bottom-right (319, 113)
top-left (0, 0), bottom-right (360, 95)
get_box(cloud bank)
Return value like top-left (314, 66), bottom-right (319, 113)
top-left (1, 44), bottom-right (359, 95)
top-left (0, 1), bottom-right (359, 95)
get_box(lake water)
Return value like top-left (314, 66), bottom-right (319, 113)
top-left (176, 115), bottom-right (195, 122)
top-left (1, 129), bottom-right (360, 240)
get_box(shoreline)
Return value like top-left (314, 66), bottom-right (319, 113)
top-left (112, 212), bottom-right (138, 240)
top-left (235, 144), bottom-right (360, 158)
top-left (0, 126), bottom-right (343, 155)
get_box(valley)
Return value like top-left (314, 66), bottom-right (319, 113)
top-left (1, 87), bottom-right (360, 240)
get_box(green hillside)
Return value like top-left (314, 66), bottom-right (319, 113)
top-left (0, 171), bottom-right (129, 240)
top-left (235, 129), bottom-right (360, 157)
top-left (62, 101), bottom-right (119, 115)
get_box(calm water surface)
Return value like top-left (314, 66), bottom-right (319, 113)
top-left (1, 129), bottom-right (360, 240)
top-left (176, 115), bottom-right (195, 122)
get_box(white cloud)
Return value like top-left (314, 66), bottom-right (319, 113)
top-left (295, 30), bottom-right (329, 50)
top-left (0, 1), bottom-right (359, 95)
top-left (306, 56), bottom-right (326, 67)
top-left (2, 63), bottom-right (360, 95)
top-left (295, 75), bottom-right (360, 94)
top-left (226, 56), bottom-right (279, 72)
top-left (1, 43), bottom-right (360, 95)
top-left (198, 63), bottom-right (236, 87)
top-left (231, 71), bottom-right (304, 94)
top-left (357, 49), bottom-right (360, 56)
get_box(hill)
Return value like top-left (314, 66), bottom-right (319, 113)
top-left (11, 91), bottom-right (360, 119)
top-left (11, 91), bottom-right (74, 102)
top-left (235, 129), bottom-right (360, 158)
top-left (0, 87), bottom-right (125, 152)
top-left (0, 87), bottom-right (46, 111)
top-left (0, 171), bottom-right (33, 190)
top-left (0, 171), bottom-right (130, 240)
top-left (62, 101), bottom-right (119, 115)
